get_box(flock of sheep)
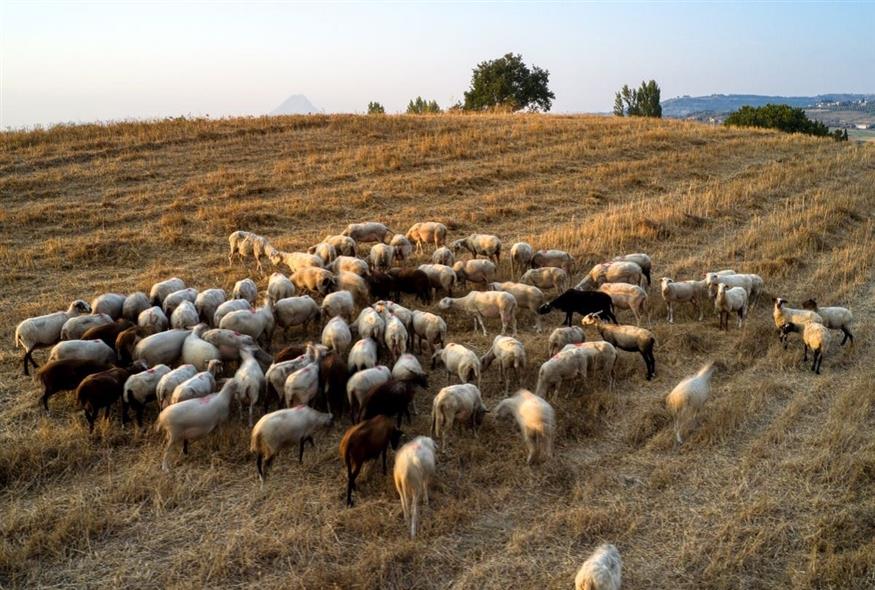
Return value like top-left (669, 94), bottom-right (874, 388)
top-left (13, 220), bottom-right (856, 589)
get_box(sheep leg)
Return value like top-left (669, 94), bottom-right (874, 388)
top-left (85, 410), bottom-right (96, 433)
top-left (841, 327), bottom-right (853, 346)
top-left (667, 302), bottom-right (673, 324)
top-left (183, 439), bottom-right (189, 455)
top-left (161, 441), bottom-right (177, 472)
top-left (802, 344), bottom-right (809, 362)
top-left (256, 454), bottom-right (266, 484)
top-left (299, 438), bottom-right (308, 463)
top-left (564, 311), bottom-right (573, 327)
top-left (346, 463), bottom-right (359, 506)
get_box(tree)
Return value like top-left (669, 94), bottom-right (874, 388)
top-left (367, 101), bottom-right (385, 115)
top-left (724, 104), bottom-right (829, 137)
top-left (406, 97), bottom-right (442, 114)
top-left (463, 53), bottom-right (555, 112)
top-left (614, 80), bottom-right (662, 117)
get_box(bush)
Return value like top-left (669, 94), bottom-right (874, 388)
top-left (724, 104), bottom-right (829, 137)
top-left (614, 80), bottom-right (662, 118)
top-left (367, 102), bottom-right (385, 115)
top-left (406, 97), bottom-right (441, 114)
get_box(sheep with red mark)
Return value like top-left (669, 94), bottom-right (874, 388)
top-left (162, 288), bottom-right (198, 316)
top-left (123, 363), bottom-right (171, 426)
top-left (322, 316), bottom-right (352, 356)
top-left (138, 306), bottom-right (169, 334)
top-left (431, 343), bottom-right (481, 386)
top-left (452, 259), bottom-right (497, 290)
top-left (168, 359), bottom-right (224, 406)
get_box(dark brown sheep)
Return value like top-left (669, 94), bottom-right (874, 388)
top-left (115, 326), bottom-right (148, 366)
top-left (316, 350), bottom-right (349, 418)
top-left (359, 376), bottom-right (428, 426)
top-left (76, 362), bottom-right (147, 432)
top-left (82, 319), bottom-right (134, 349)
top-left (274, 344), bottom-right (308, 364)
top-left (36, 358), bottom-right (113, 411)
top-left (367, 270), bottom-right (393, 302)
top-left (338, 415), bottom-right (402, 506)
top-left (387, 268), bottom-right (432, 304)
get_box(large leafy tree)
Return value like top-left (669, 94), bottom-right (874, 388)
top-left (463, 53), bottom-right (555, 112)
top-left (724, 104), bottom-right (829, 136)
top-left (614, 80), bottom-right (662, 117)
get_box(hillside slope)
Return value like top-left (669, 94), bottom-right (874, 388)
top-left (1, 115), bottom-right (873, 589)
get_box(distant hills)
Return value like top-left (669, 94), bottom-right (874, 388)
top-left (270, 95), bottom-right (322, 115)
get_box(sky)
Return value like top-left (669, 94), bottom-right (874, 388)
top-left (2, 1), bottom-right (873, 128)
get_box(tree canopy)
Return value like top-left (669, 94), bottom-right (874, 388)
top-left (614, 80), bottom-right (662, 118)
top-left (367, 101), bottom-right (385, 115)
top-left (724, 104), bottom-right (830, 136)
top-left (406, 97), bottom-right (442, 114)
top-left (463, 53), bottom-right (555, 112)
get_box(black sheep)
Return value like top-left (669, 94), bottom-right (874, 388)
top-left (538, 289), bottom-right (618, 326)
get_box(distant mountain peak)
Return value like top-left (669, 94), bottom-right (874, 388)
top-left (271, 95), bottom-right (322, 115)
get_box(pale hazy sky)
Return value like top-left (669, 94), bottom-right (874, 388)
top-left (2, 1), bottom-right (873, 128)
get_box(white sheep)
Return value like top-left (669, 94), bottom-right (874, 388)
top-left (705, 272), bottom-right (753, 301)
top-left (170, 300), bottom-right (200, 329)
top-left (581, 312), bottom-right (656, 380)
top-left (575, 543), bottom-right (622, 590)
top-left (660, 277), bottom-right (707, 323)
top-left (802, 298), bottom-right (854, 345)
top-left (431, 246), bottom-right (454, 266)
top-left (494, 389), bottom-right (555, 464)
top-left (330, 255), bottom-right (370, 277)
top-left (480, 335), bottom-right (527, 394)
top-left (133, 328), bottom-right (190, 366)
top-left (138, 306), bottom-right (170, 334)
top-left (390, 234), bottom-right (414, 263)
top-left (510, 242), bottom-right (534, 278)
top-left (406, 222), bottom-right (448, 253)
top-left (14, 299), bottom-right (92, 374)
top-left (169, 359), bottom-right (223, 405)
top-left (274, 295), bottom-right (321, 337)
top-left (780, 321), bottom-right (831, 374)
top-left (228, 231), bottom-right (273, 272)
top-left (439, 291), bottom-right (517, 336)
top-left (430, 384), bottom-right (487, 448)
top-left (384, 313), bottom-right (409, 362)
top-left (452, 259), bottom-right (497, 289)
top-left (290, 267), bottom-right (336, 296)
top-left (250, 406), bottom-right (334, 484)
top-left (122, 292), bottom-right (151, 322)
top-left (232, 278), bottom-right (258, 304)
top-left (773, 298), bottom-right (823, 342)
top-left (265, 346), bottom-right (320, 406)
top-left (369, 243), bottom-right (395, 271)
top-left (321, 315), bottom-right (352, 356)
top-left (336, 271), bottom-right (370, 307)
top-left (123, 364), bottom-right (171, 425)
top-left (489, 281), bottom-right (546, 332)
top-left (614, 252), bottom-right (653, 285)
top-left (576, 261), bottom-right (644, 290)
top-left (418, 263), bottom-right (457, 297)
top-left (430, 343), bottom-right (481, 386)
top-left (323, 234), bottom-right (357, 256)
top-left (392, 353), bottom-right (428, 384)
top-left (91, 293), bottom-right (126, 319)
top-left (531, 249), bottom-right (574, 274)
top-left (270, 250), bottom-right (326, 274)
top-left (714, 283), bottom-right (748, 330)
top-left (450, 233), bottom-right (501, 264)
top-left (411, 310), bottom-right (447, 355)
top-left (60, 313), bottom-right (113, 340)
top-left (201, 329), bottom-right (258, 360)
top-left (393, 436), bottom-right (437, 538)
top-left (665, 361), bottom-right (717, 444)
top-left (346, 365), bottom-right (392, 421)
top-left (150, 277), bottom-right (185, 306)
top-left (599, 282), bottom-right (650, 326)
top-left (373, 300), bottom-right (413, 334)
top-left (219, 295), bottom-right (275, 347)
top-left (341, 222), bottom-right (392, 243)
top-left (309, 241), bottom-right (338, 265)
top-left (162, 288), bottom-right (198, 316)
top-left (348, 337), bottom-right (379, 373)
top-left (321, 290), bottom-right (355, 322)
top-left (548, 326), bottom-right (585, 356)
top-left (567, 341), bottom-right (618, 393)
top-left (520, 267), bottom-right (569, 294)
top-left (235, 346), bottom-right (265, 426)
top-left (47, 339), bottom-right (116, 369)
top-left (181, 324), bottom-right (221, 370)
top-left (212, 298), bottom-right (252, 327)
top-left (267, 273), bottom-right (296, 302)
top-left (283, 359), bottom-right (321, 408)
top-left (535, 349), bottom-right (588, 399)
top-left (156, 377), bottom-right (239, 471)
top-left (156, 364), bottom-right (198, 409)
top-left (353, 307), bottom-right (386, 343)
top-left (194, 289), bottom-right (226, 326)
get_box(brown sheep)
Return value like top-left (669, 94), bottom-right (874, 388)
top-left (338, 415), bottom-right (403, 506)
top-left (82, 319), bottom-right (135, 350)
top-left (36, 358), bottom-right (113, 411)
top-left (387, 268), bottom-right (432, 305)
top-left (76, 362), bottom-right (148, 432)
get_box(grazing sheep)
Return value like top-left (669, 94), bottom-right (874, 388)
top-left (76, 363), bottom-right (147, 432)
top-left (291, 267), bottom-right (337, 296)
top-left (264, 346), bottom-right (321, 409)
top-left (773, 297), bottom-right (823, 344)
top-left (314, 349), bottom-right (350, 418)
top-left (168, 359), bottom-right (223, 406)
top-left (48, 339), bottom-right (116, 366)
top-left (531, 249), bottom-right (574, 274)
top-left (122, 292), bottom-right (151, 322)
top-left (200, 328), bottom-right (259, 361)
top-left (521, 267), bottom-right (569, 295)
top-left (335, 271), bottom-right (370, 307)
top-left (156, 378), bottom-right (239, 471)
top-left (61, 313), bottom-right (114, 340)
top-left (274, 295), bottom-right (322, 337)
top-left (284, 359), bottom-right (321, 408)
top-left (330, 255), bottom-right (370, 277)
top-left (270, 250), bottom-right (326, 274)
top-left (323, 234), bottom-right (357, 256)
top-left (232, 278), bottom-right (258, 304)
top-left (321, 316), bottom-right (352, 356)
top-left (489, 281), bottom-right (546, 332)
top-left (510, 242), bottom-right (534, 278)
top-left (251, 406), bottom-right (334, 484)
top-left (348, 337), bottom-right (379, 373)
top-left (665, 361), bottom-right (717, 444)
top-left (360, 376), bottom-right (427, 425)
top-left (150, 277), bottom-right (185, 306)
top-left (567, 341), bottom-right (618, 393)
top-left (309, 242), bottom-right (338, 265)
top-left (235, 347), bottom-right (265, 426)
top-left (714, 283), bottom-right (748, 330)
top-left (366, 270), bottom-right (394, 302)
top-left (156, 364), bottom-right (198, 409)
top-left (91, 293), bottom-right (126, 319)
top-left (430, 384), bottom-right (487, 448)
top-left (705, 272), bottom-right (754, 301)
top-left (133, 329), bottom-right (190, 366)
top-left (36, 358), bottom-right (113, 411)
top-left (411, 310), bottom-right (447, 355)
top-left (390, 234), bottom-right (414, 264)
top-left (162, 288), bottom-right (198, 316)
top-left (374, 300), bottom-right (413, 335)
top-left (439, 291), bottom-right (517, 336)
top-left (406, 222), bottom-right (448, 253)
top-left (195, 289), bottom-right (226, 326)
top-left (431, 246), bottom-right (454, 266)
top-left (548, 326), bottom-right (585, 356)
top-left (346, 365), bottom-right (392, 421)
top-left (339, 415), bottom-right (402, 506)
top-left (418, 264), bottom-right (457, 298)
top-left (384, 268), bottom-right (431, 305)
top-left (598, 282), bottom-right (649, 326)
top-left (82, 318), bottom-right (134, 350)
top-left (480, 336), bottom-right (527, 394)
top-left (219, 295), bottom-right (275, 348)
top-left (581, 313), bottom-right (656, 380)
top-left (228, 231), bottom-right (273, 272)
top-left (115, 326), bottom-right (145, 366)
top-left (170, 300), bottom-right (200, 330)
top-left (138, 306), bottom-right (169, 334)
top-left (450, 233), bottom-right (501, 264)
top-left (430, 343), bottom-right (481, 386)
top-left (393, 436), bottom-right (437, 538)
top-left (660, 277), bottom-right (707, 323)
top-left (384, 313), bottom-right (409, 363)
top-left (780, 321), bottom-right (831, 374)
top-left (614, 252), bottom-right (652, 286)
top-left (353, 307), bottom-right (386, 343)
top-left (575, 543), bottom-right (623, 590)
top-left (341, 222), bottom-right (393, 244)
top-left (494, 390), bottom-right (555, 464)
top-left (576, 261), bottom-right (644, 290)
top-left (535, 349), bottom-right (588, 399)
top-left (123, 363), bottom-right (171, 426)
top-left (802, 299), bottom-right (854, 345)
top-left (452, 259), bottom-right (497, 290)
top-left (321, 290), bottom-right (355, 323)
top-left (267, 273), bottom-right (296, 303)
top-left (538, 289), bottom-right (617, 327)
top-left (369, 243), bottom-right (395, 271)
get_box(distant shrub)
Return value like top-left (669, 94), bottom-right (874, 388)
top-left (832, 128), bottom-right (849, 142)
top-left (406, 97), bottom-right (442, 114)
top-left (614, 80), bottom-right (662, 118)
top-left (367, 102), bottom-right (385, 115)
top-left (724, 104), bottom-right (829, 137)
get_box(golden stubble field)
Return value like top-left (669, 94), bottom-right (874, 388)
top-left (0, 114), bottom-right (873, 589)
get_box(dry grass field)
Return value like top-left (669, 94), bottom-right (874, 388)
top-left (1, 114), bottom-right (873, 589)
